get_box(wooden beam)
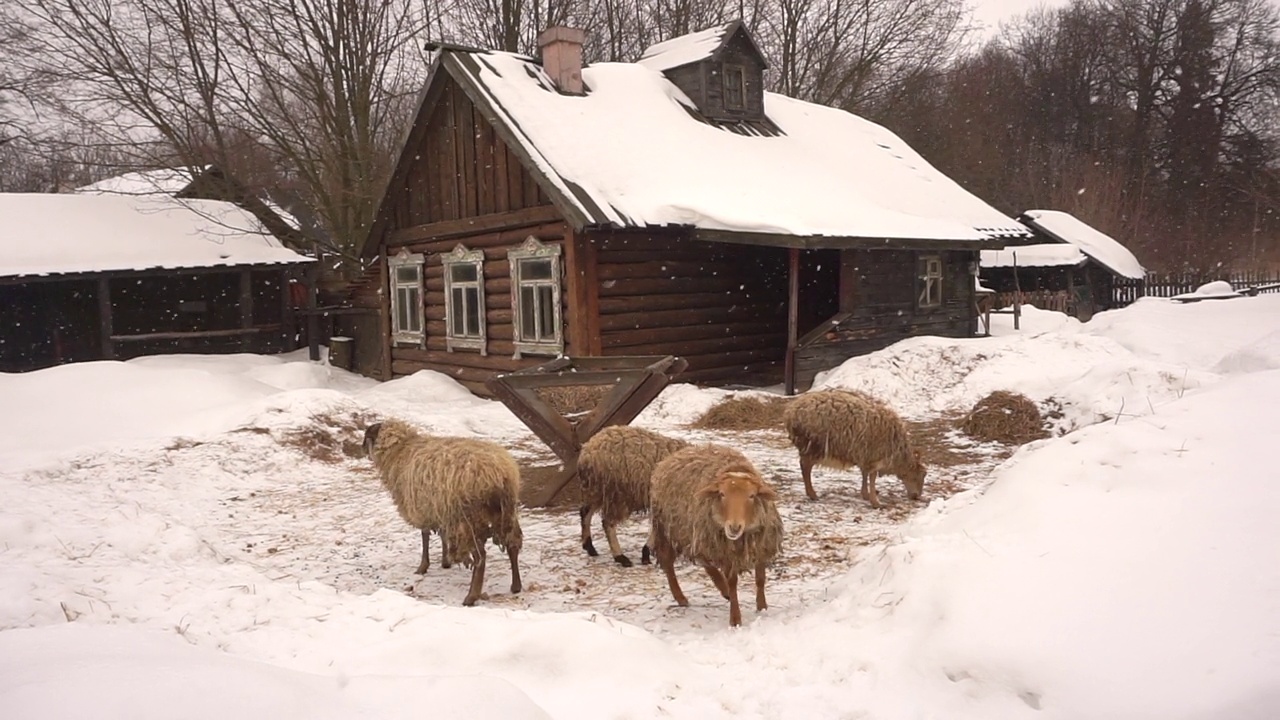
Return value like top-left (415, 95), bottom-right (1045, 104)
top-left (785, 247), bottom-right (800, 396)
top-left (280, 268), bottom-right (296, 351)
top-left (562, 225), bottom-right (590, 356)
top-left (693, 228), bottom-right (1016, 251)
top-left (307, 255), bottom-right (321, 361)
top-left (98, 276), bottom-right (114, 360)
top-left (239, 269), bottom-right (254, 351)
top-left (112, 327), bottom-right (273, 342)
top-left (378, 249), bottom-right (393, 380)
top-left (387, 205), bottom-right (563, 247)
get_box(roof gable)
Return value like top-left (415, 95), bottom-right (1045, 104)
top-left (638, 20), bottom-right (768, 72)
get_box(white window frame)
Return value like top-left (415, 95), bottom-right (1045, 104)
top-left (508, 236), bottom-right (563, 358)
top-left (389, 248), bottom-right (424, 346)
top-left (918, 254), bottom-right (943, 309)
top-left (441, 244), bottom-right (487, 354)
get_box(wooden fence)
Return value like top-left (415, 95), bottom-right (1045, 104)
top-left (1113, 269), bottom-right (1280, 307)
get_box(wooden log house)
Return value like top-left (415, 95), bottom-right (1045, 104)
top-left (0, 193), bottom-right (312, 372)
top-left (358, 21), bottom-right (1033, 396)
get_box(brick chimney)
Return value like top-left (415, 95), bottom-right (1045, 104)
top-left (537, 26), bottom-right (586, 95)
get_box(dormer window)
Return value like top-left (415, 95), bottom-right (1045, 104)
top-left (723, 64), bottom-right (746, 111)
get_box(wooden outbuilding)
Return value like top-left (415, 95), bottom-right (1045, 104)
top-left (0, 193), bottom-right (312, 372)
top-left (358, 21), bottom-right (1032, 396)
top-left (980, 210), bottom-right (1146, 322)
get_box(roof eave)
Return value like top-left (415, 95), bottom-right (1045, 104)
top-left (691, 227), bottom-right (1019, 250)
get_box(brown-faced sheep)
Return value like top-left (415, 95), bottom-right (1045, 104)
top-left (649, 444), bottom-right (783, 628)
top-left (783, 388), bottom-right (925, 508)
top-left (363, 419), bottom-right (523, 607)
top-left (578, 425), bottom-right (690, 567)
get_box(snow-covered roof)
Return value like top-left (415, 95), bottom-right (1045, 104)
top-left (1021, 210), bottom-right (1146, 279)
top-left (637, 22), bottom-right (740, 72)
top-left (981, 243), bottom-right (1087, 270)
top-left (440, 51), bottom-right (1028, 244)
top-left (0, 194), bottom-right (311, 279)
top-left (75, 167), bottom-right (207, 196)
top-left (76, 167), bottom-right (302, 233)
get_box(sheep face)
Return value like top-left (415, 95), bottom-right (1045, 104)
top-left (698, 470), bottom-right (778, 541)
top-left (902, 460), bottom-right (926, 500)
top-left (362, 423), bottom-right (382, 459)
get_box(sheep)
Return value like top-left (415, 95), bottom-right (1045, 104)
top-left (577, 425), bottom-right (690, 568)
top-left (648, 444), bottom-right (784, 627)
top-left (782, 388), bottom-right (926, 508)
top-left (363, 419), bottom-right (523, 607)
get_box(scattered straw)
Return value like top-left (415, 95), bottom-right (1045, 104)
top-left (535, 384), bottom-right (612, 417)
top-left (692, 394), bottom-right (793, 431)
top-left (958, 391), bottom-right (1048, 445)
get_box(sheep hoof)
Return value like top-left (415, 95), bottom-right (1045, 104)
top-left (582, 540), bottom-right (599, 557)
top-left (805, 491), bottom-right (819, 501)
top-left (510, 581), bottom-right (522, 594)
top-left (415, 564), bottom-right (429, 575)
top-left (613, 554), bottom-right (633, 568)
top-left (462, 595), bottom-right (479, 607)
top-left (640, 546), bottom-right (652, 565)
top-left (441, 561), bottom-right (452, 569)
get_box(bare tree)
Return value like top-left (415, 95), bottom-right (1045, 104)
top-left (14, 0), bottom-right (432, 267)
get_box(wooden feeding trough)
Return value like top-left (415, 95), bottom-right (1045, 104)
top-left (485, 355), bottom-right (688, 507)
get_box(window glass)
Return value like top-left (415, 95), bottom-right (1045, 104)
top-left (450, 263), bottom-right (478, 283)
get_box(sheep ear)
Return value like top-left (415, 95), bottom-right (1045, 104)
top-left (756, 483), bottom-right (778, 501)
top-left (697, 481), bottom-right (722, 499)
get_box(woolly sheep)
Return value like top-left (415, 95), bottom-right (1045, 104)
top-left (363, 419), bottom-right (523, 607)
top-left (648, 444), bottom-right (784, 627)
top-left (783, 389), bottom-right (926, 508)
top-left (577, 425), bottom-right (690, 568)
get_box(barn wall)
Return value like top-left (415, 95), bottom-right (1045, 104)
top-left (590, 230), bottom-right (790, 385)
top-left (794, 249), bottom-right (978, 390)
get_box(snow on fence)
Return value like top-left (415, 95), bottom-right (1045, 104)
top-left (1113, 269), bottom-right (1280, 307)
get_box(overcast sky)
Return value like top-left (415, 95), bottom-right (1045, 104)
top-left (971, 0), bottom-right (1071, 36)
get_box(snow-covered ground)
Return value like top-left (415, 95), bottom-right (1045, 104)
top-left (2, 297), bottom-right (1279, 719)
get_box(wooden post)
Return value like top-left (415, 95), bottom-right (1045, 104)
top-left (307, 253), bottom-right (321, 362)
top-left (1012, 251), bottom-right (1022, 331)
top-left (239, 268), bottom-right (254, 351)
top-left (280, 268), bottom-right (296, 350)
top-left (97, 276), bottom-right (115, 360)
top-left (784, 247), bottom-right (801, 396)
top-left (378, 247), bottom-right (393, 380)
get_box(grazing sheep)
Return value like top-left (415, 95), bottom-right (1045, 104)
top-left (783, 389), bottom-right (925, 507)
top-left (578, 425), bottom-right (690, 567)
top-left (363, 419), bottom-right (523, 607)
top-left (649, 444), bottom-right (783, 628)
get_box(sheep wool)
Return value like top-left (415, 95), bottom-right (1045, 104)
top-left (578, 425), bottom-right (689, 566)
top-left (365, 418), bottom-right (523, 605)
top-left (783, 388), bottom-right (925, 505)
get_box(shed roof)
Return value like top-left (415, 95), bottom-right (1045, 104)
top-left (1019, 210), bottom-right (1145, 280)
top-left (0, 193), bottom-right (311, 280)
top-left (371, 45), bottom-right (1029, 253)
top-left (981, 243), bottom-right (1087, 270)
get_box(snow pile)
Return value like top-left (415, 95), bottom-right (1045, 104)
top-left (0, 624), bottom-right (554, 720)
top-left (1083, 295), bottom-right (1280, 371)
top-left (1021, 209), bottom-right (1146, 279)
top-left (1169, 279), bottom-right (1242, 302)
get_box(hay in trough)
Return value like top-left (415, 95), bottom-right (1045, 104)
top-left (959, 391), bottom-right (1048, 445)
top-left (535, 384), bottom-right (612, 417)
top-left (692, 394), bottom-right (793, 431)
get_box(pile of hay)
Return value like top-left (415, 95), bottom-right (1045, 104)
top-left (692, 394), bottom-right (792, 431)
top-left (535, 384), bottom-right (612, 417)
top-left (959, 391), bottom-right (1048, 445)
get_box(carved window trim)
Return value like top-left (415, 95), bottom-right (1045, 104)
top-left (918, 254), bottom-right (943, 309)
top-left (441, 244), bottom-right (487, 354)
top-left (388, 248), bottom-right (424, 346)
top-left (723, 63), bottom-right (746, 111)
top-left (508, 236), bottom-right (563, 358)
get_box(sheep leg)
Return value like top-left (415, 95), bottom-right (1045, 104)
top-left (862, 469), bottom-right (882, 508)
top-left (702, 564), bottom-right (731, 600)
top-left (604, 519), bottom-right (632, 568)
top-left (462, 545), bottom-right (487, 607)
top-left (754, 561), bottom-right (768, 612)
top-left (439, 532), bottom-right (451, 569)
top-left (579, 505), bottom-right (599, 557)
top-left (653, 527), bottom-right (687, 607)
top-left (799, 453), bottom-right (819, 501)
top-left (726, 571), bottom-right (743, 627)
top-left (507, 543), bottom-right (522, 595)
top-left (415, 528), bottom-right (431, 575)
